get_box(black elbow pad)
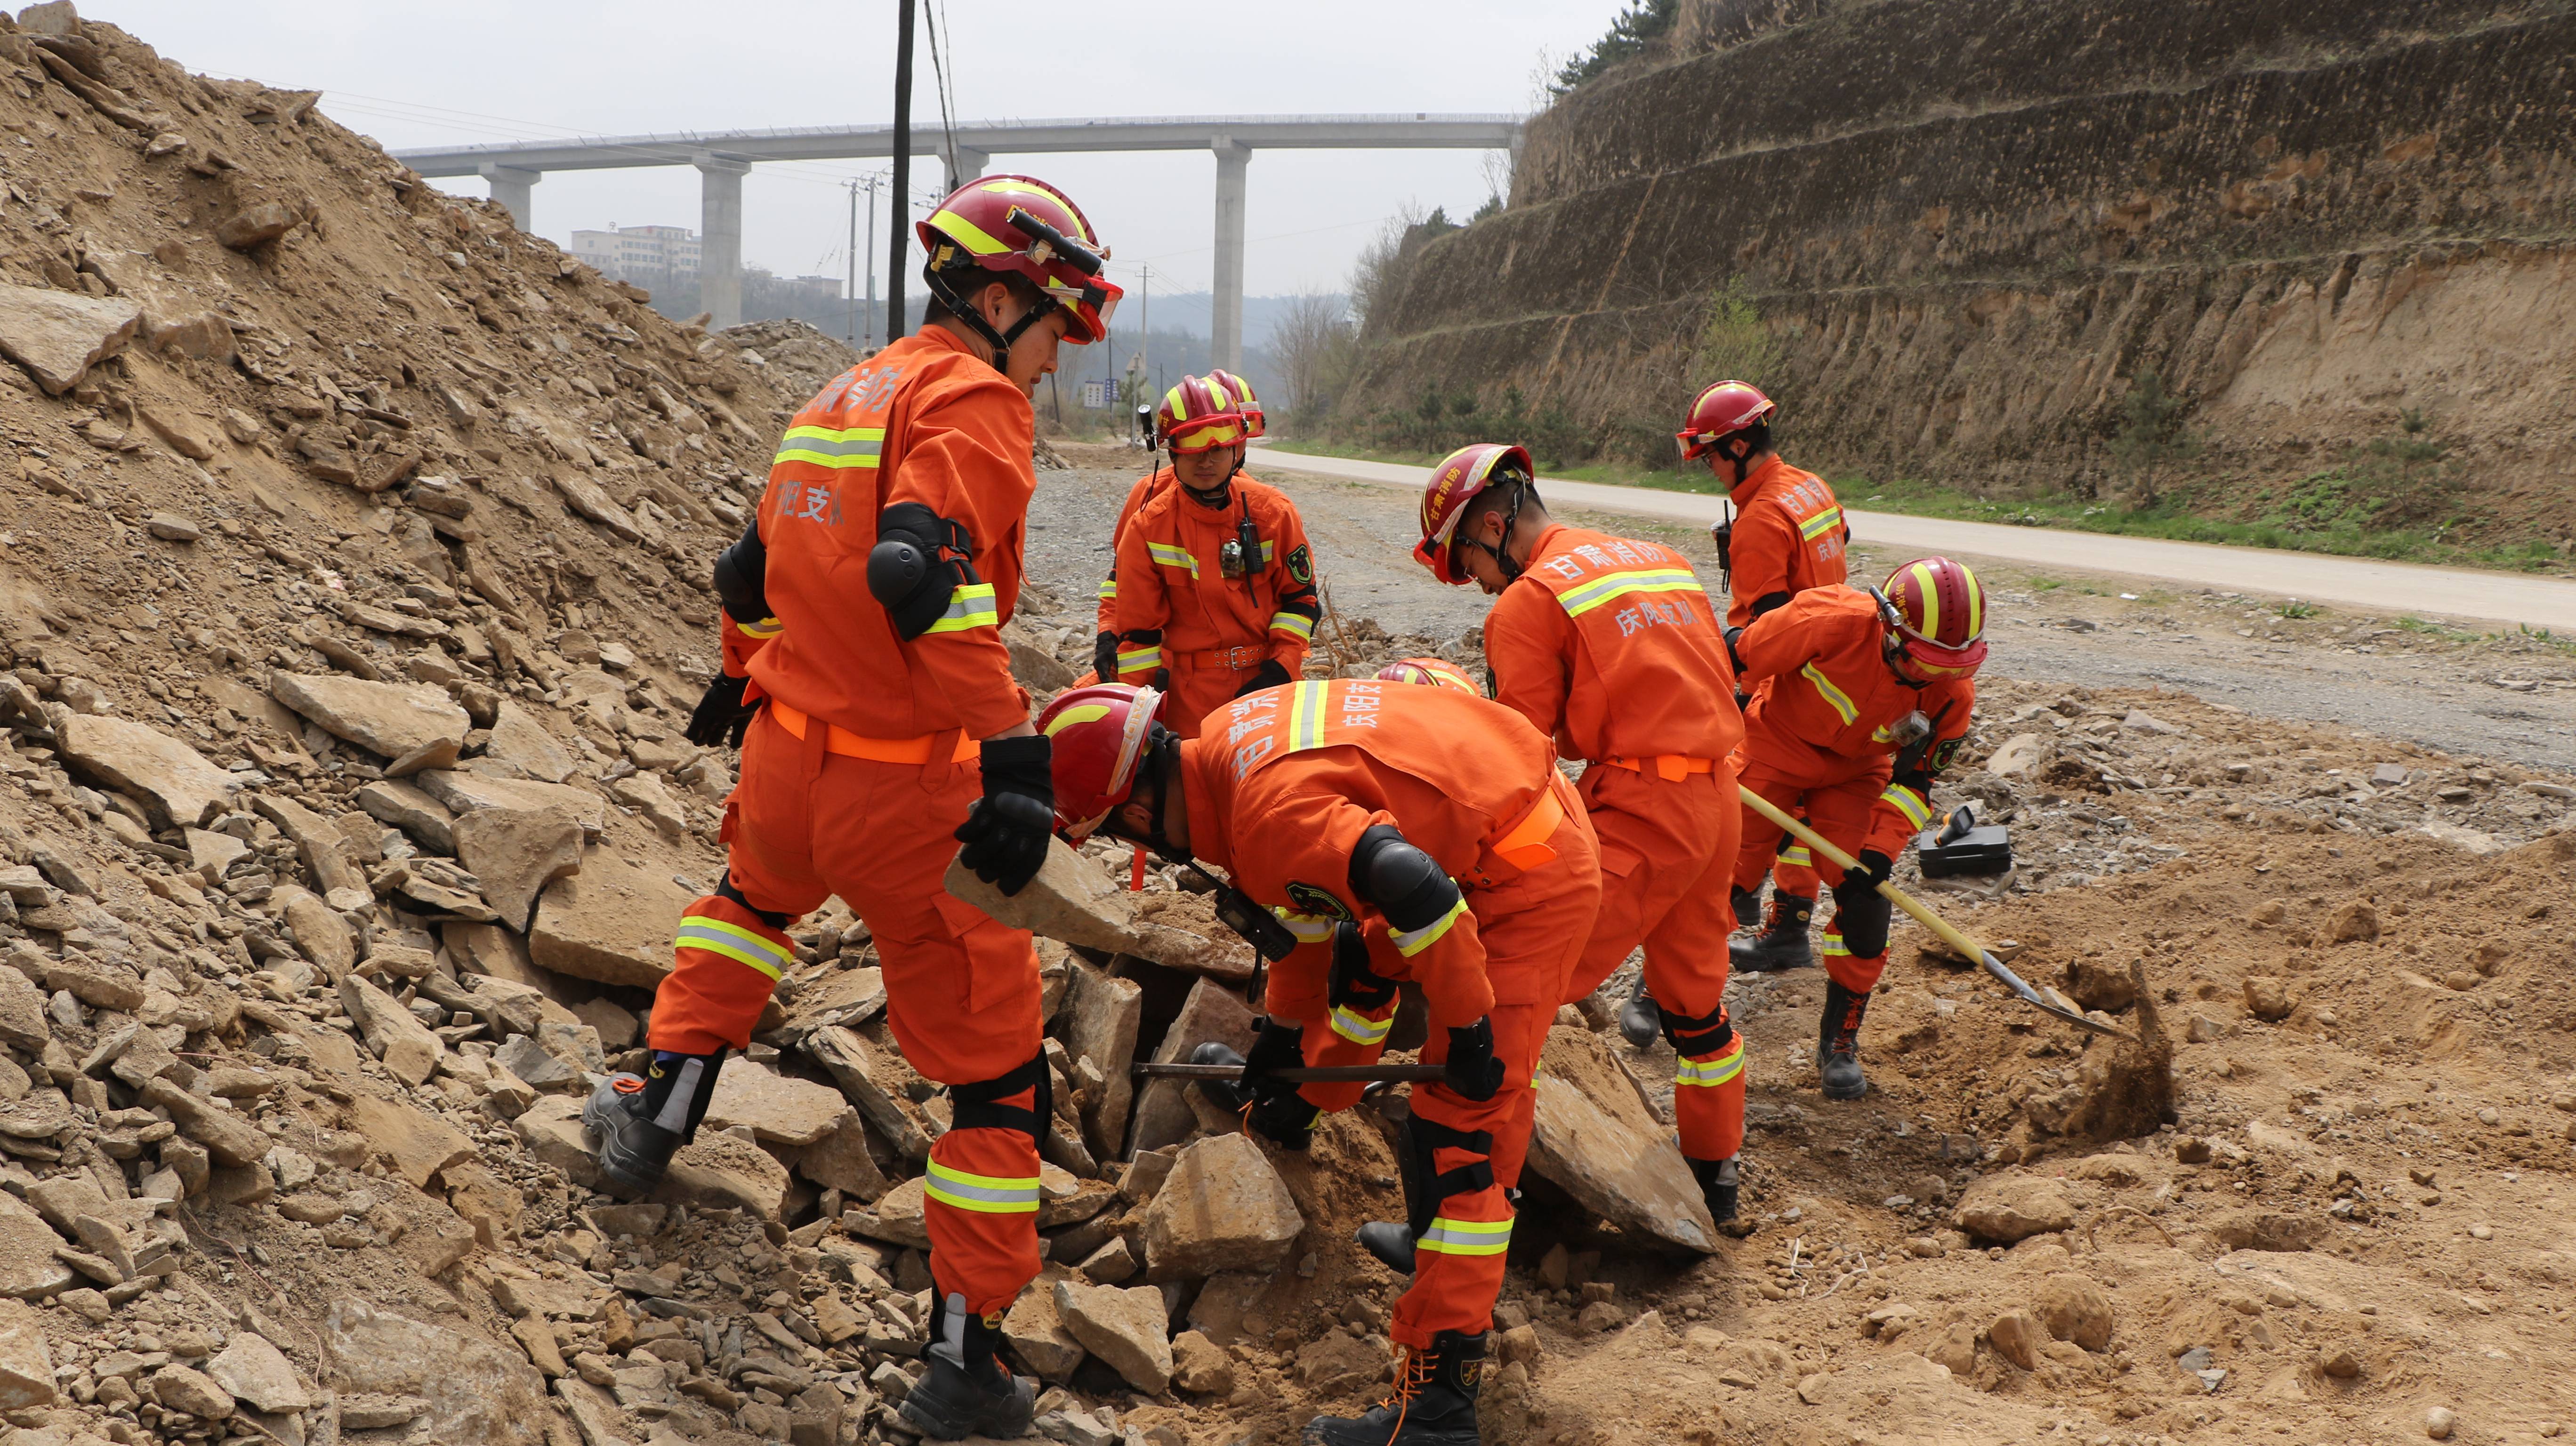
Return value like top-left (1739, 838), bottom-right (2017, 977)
top-left (1349, 823), bottom-right (1459, 932)
top-left (1747, 590), bottom-right (1793, 620)
top-left (712, 519), bottom-right (772, 628)
top-left (1722, 625), bottom-right (1747, 676)
top-left (868, 502), bottom-right (976, 640)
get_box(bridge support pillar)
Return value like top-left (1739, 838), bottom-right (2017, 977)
top-left (1210, 137), bottom-right (1248, 375)
top-left (945, 146), bottom-right (989, 193)
top-left (694, 153), bottom-right (753, 330)
top-left (477, 164), bottom-right (540, 231)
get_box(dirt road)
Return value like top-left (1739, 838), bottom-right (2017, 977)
top-left (1249, 444), bottom-right (2576, 635)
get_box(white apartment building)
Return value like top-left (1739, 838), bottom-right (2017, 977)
top-left (568, 224), bottom-right (702, 281)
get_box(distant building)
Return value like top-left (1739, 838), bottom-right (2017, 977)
top-left (568, 224), bottom-right (703, 285)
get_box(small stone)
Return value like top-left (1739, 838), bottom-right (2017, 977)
top-left (146, 512), bottom-right (201, 542)
top-left (204, 1333), bottom-right (309, 1413)
top-left (2243, 976), bottom-right (2291, 1022)
top-left (2035, 1272), bottom-right (2113, 1351)
top-left (2186, 1014), bottom-right (2225, 1044)
top-left (2326, 900), bottom-right (2380, 944)
top-left (1170, 1329), bottom-right (1235, 1395)
top-left (2318, 1345), bottom-right (2362, 1379)
top-left (1986, 1309), bottom-right (2046, 1371)
top-left (2426, 1406), bottom-right (2456, 1440)
top-left (214, 202), bottom-right (299, 251)
top-left (2469, 1223), bottom-right (2493, 1240)
top-left (1141, 1133), bottom-right (1304, 1282)
top-left (148, 1363), bottom-right (235, 1420)
top-left (1953, 1176), bottom-right (2075, 1244)
top-left (1053, 1280), bottom-right (1173, 1394)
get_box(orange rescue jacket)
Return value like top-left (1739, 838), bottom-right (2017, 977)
top-left (1735, 586), bottom-right (1976, 855)
top-left (1482, 524), bottom-right (1743, 767)
top-left (1178, 680), bottom-right (1582, 1029)
top-left (1112, 474), bottom-right (1320, 681)
top-left (1725, 455), bottom-right (1849, 627)
top-left (1092, 468), bottom-right (1173, 636)
top-left (743, 325), bottom-right (1033, 741)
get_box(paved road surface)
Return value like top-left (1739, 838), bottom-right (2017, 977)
top-left (1251, 445), bottom-right (2576, 634)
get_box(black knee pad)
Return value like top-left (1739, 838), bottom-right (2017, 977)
top-left (1660, 1000), bottom-right (1735, 1060)
top-left (948, 1052), bottom-right (1051, 1150)
top-left (714, 876), bottom-right (796, 931)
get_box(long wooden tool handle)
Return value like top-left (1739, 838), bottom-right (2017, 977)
top-left (1734, 787), bottom-right (2139, 1044)
top-left (1132, 1062), bottom-right (1449, 1083)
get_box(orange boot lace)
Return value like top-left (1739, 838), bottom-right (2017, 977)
top-left (1371, 1342), bottom-right (1436, 1444)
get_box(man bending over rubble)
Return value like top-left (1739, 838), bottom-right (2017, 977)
top-left (1037, 677), bottom-right (1600, 1446)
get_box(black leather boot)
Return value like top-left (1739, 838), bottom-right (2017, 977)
top-left (900, 1290), bottom-right (1037, 1440)
top-left (1819, 980), bottom-right (1870, 1101)
top-left (1304, 1330), bottom-right (1487, 1445)
top-left (582, 1048), bottom-right (724, 1198)
top-left (1617, 978), bottom-right (1663, 1050)
top-left (1690, 1155), bottom-right (1741, 1226)
top-left (1730, 884), bottom-right (1763, 929)
top-left (1730, 892), bottom-right (1816, 972)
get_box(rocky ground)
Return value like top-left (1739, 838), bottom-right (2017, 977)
top-left (0, 9), bottom-right (2569, 1446)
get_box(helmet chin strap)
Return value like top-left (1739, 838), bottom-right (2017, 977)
top-left (926, 268), bottom-right (1050, 370)
top-left (1718, 434), bottom-right (1759, 488)
top-left (1464, 480), bottom-right (1530, 583)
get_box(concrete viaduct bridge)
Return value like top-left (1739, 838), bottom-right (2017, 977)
top-left (392, 114), bottom-right (1525, 369)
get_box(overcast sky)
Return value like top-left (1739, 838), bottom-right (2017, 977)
top-left (80, 0), bottom-right (1630, 306)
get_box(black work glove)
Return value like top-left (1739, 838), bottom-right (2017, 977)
top-left (1241, 1017), bottom-right (1305, 1098)
top-left (1441, 1017), bottom-right (1506, 1102)
top-left (1846, 849), bottom-right (1894, 891)
top-left (1235, 659), bottom-right (1293, 698)
top-left (953, 734), bottom-right (1054, 897)
top-left (1247, 1091), bottom-right (1320, 1151)
top-left (684, 673), bottom-right (761, 749)
top-left (1092, 630), bottom-right (1118, 683)
top-left (1327, 922), bottom-right (1396, 1012)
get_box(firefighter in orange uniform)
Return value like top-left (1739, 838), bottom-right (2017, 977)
top-left (1726, 556), bottom-right (1987, 1101)
top-left (1038, 679), bottom-right (1598, 1446)
top-left (1107, 374), bottom-right (1318, 735)
top-left (612, 177), bottom-right (1123, 1442)
top-left (1411, 442), bottom-right (1753, 1225)
top-left (1679, 380), bottom-right (1854, 967)
top-left (1085, 370), bottom-right (1264, 683)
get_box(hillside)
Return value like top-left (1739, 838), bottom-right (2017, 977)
top-left (1344, 0), bottom-right (2576, 551)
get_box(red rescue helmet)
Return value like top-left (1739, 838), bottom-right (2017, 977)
top-left (1413, 442), bottom-right (1535, 586)
top-left (918, 175), bottom-right (1123, 345)
top-left (1878, 556), bottom-right (1988, 674)
top-left (1207, 368), bottom-right (1264, 439)
top-left (1154, 374), bottom-right (1248, 455)
top-left (1376, 658), bottom-right (1483, 698)
top-left (1676, 380), bottom-right (1777, 461)
top-left (1036, 683), bottom-right (1168, 840)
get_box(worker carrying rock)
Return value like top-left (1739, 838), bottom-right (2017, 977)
top-left (1680, 379), bottom-right (1853, 963)
top-left (1084, 368), bottom-right (1264, 683)
top-left (1409, 442), bottom-right (1753, 1225)
top-left (1036, 677), bottom-right (1600, 1446)
top-left (604, 175), bottom-right (1123, 1442)
top-left (1103, 373), bottom-right (1320, 736)
top-left (1725, 557), bottom-right (1987, 1101)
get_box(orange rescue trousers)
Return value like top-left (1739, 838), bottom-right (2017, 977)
top-left (1296, 802), bottom-right (1600, 1350)
top-left (1566, 759), bottom-right (1747, 1165)
top-left (648, 708), bottom-right (1045, 1320)
top-left (1158, 649), bottom-right (1280, 739)
top-left (1731, 745), bottom-right (1894, 995)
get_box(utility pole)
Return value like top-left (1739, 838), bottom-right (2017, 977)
top-left (887, 0), bottom-right (915, 342)
top-left (1138, 264), bottom-right (1151, 400)
top-left (859, 173), bottom-right (882, 351)
top-left (843, 180), bottom-right (859, 346)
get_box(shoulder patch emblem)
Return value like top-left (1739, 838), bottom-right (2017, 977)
top-left (1285, 543), bottom-right (1313, 586)
top-left (1284, 881), bottom-right (1352, 921)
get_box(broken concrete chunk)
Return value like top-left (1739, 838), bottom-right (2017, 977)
top-left (322, 1298), bottom-right (551, 1446)
top-left (1954, 1175), bottom-right (2077, 1244)
top-left (270, 672), bottom-right (469, 766)
top-left (451, 804), bottom-right (582, 932)
top-left (945, 844), bottom-right (1254, 981)
top-left (1128, 977), bottom-right (1257, 1157)
top-left (701, 1062), bottom-right (849, 1148)
top-left (0, 281), bottom-right (141, 394)
top-left (484, 703), bottom-right (576, 784)
top-left (1526, 1025), bottom-right (1717, 1254)
top-left (1000, 1266), bottom-right (1085, 1384)
top-left (213, 202), bottom-right (298, 251)
top-left (338, 973), bottom-right (447, 1085)
top-left (0, 1299), bottom-right (54, 1406)
top-left (1141, 1133), bottom-right (1303, 1283)
top-left (1061, 964), bottom-right (1141, 1161)
top-left (528, 846), bottom-right (694, 989)
top-left (344, 1094), bottom-right (475, 1189)
top-left (355, 779), bottom-right (457, 854)
top-left (0, 1193), bottom-right (76, 1300)
top-left (1053, 1279), bottom-right (1172, 1394)
top-left (55, 712), bottom-right (238, 827)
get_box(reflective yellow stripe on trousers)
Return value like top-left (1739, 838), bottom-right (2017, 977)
top-left (1417, 1215), bottom-right (1512, 1257)
top-left (923, 1160), bottom-right (1041, 1214)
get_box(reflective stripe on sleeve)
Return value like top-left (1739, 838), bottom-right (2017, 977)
top-left (1116, 645), bottom-right (1163, 674)
top-left (673, 916), bottom-right (791, 980)
top-left (1554, 567), bottom-right (1705, 619)
top-left (1417, 1215), bottom-right (1513, 1257)
top-left (772, 425), bottom-right (885, 470)
top-left (738, 615), bottom-right (784, 639)
top-left (1276, 911), bottom-right (1336, 945)
top-left (922, 1161), bottom-right (1042, 1214)
top-left (922, 583), bottom-right (999, 635)
top-left (1147, 541), bottom-right (1200, 578)
top-left (1880, 784), bottom-right (1933, 830)
top-left (1674, 1036), bottom-right (1746, 1088)
top-left (1330, 1005), bottom-right (1394, 1046)
top-left (1801, 663), bottom-right (1859, 724)
top-left (1389, 894), bottom-right (1468, 958)
top-left (1096, 575), bottom-right (1118, 601)
top-left (1269, 611), bottom-right (1316, 641)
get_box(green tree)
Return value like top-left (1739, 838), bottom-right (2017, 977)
top-left (2108, 369), bottom-right (2196, 505)
top-left (1694, 274), bottom-right (1785, 387)
top-left (1552, 0), bottom-right (1681, 94)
